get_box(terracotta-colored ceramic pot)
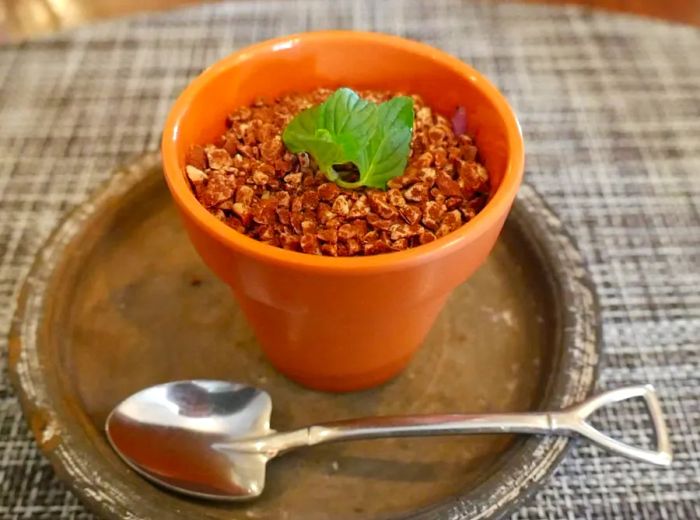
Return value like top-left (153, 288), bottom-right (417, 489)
top-left (162, 31), bottom-right (524, 392)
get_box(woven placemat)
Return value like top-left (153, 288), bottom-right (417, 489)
top-left (1, 1), bottom-right (698, 518)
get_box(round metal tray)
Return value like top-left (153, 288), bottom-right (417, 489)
top-left (9, 153), bottom-right (600, 519)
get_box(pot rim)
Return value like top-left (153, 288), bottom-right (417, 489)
top-left (161, 30), bottom-right (524, 274)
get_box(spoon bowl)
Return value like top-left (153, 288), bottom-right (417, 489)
top-left (106, 380), bottom-right (272, 499)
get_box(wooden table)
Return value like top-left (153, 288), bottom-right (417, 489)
top-left (0, 0), bottom-right (698, 42)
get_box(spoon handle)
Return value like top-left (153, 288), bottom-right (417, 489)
top-left (242, 385), bottom-right (671, 466)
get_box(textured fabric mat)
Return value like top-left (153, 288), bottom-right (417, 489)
top-left (1, 0), bottom-right (699, 518)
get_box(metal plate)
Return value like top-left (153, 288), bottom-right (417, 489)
top-left (9, 154), bottom-right (600, 519)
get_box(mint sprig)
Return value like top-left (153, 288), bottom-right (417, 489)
top-left (282, 88), bottom-right (414, 190)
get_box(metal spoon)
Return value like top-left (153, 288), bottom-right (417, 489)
top-left (105, 381), bottom-right (672, 501)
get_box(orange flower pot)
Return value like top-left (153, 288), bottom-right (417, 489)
top-left (162, 31), bottom-right (524, 392)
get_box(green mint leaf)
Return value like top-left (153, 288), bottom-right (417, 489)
top-left (282, 88), bottom-right (414, 190)
top-left (319, 87), bottom-right (377, 138)
top-left (283, 89), bottom-right (376, 177)
top-left (282, 105), bottom-right (345, 175)
top-left (353, 96), bottom-right (414, 189)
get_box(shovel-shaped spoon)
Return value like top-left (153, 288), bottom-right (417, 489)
top-left (106, 381), bottom-right (672, 501)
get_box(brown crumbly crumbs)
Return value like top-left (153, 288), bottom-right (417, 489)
top-left (185, 88), bottom-right (490, 256)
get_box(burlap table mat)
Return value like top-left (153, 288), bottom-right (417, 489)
top-left (1, 1), bottom-right (698, 518)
